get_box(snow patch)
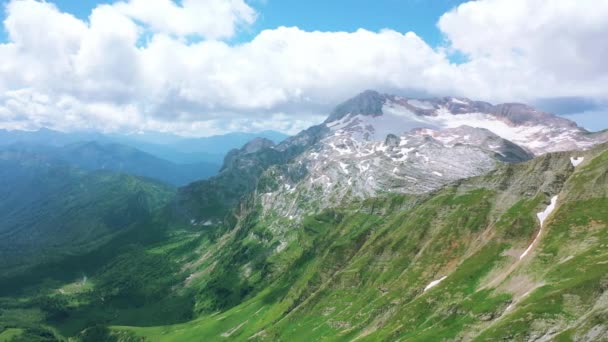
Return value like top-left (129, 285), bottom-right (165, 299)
top-left (570, 157), bottom-right (584, 167)
top-left (339, 162), bottom-right (350, 174)
top-left (450, 98), bottom-right (469, 105)
top-left (537, 195), bottom-right (558, 228)
top-left (520, 196), bottom-right (558, 260)
top-left (359, 163), bottom-right (370, 173)
top-left (559, 255), bottom-right (574, 264)
top-left (327, 114), bottom-right (353, 131)
top-left (424, 276), bottom-right (447, 292)
top-left (415, 152), bottom-right (430, 162)
top-left (336, 104), bottom-right (439, 142)
top-left (408, 99), bottom-right (434, 110)
top-left (276, 240), bottom-right (288, 252)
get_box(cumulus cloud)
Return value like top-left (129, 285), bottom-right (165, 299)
top-left (113, 0), bottom-right (256, 39)
top-left (0, 0), bottom-right (607, 135)
top-left (438, 0), bottom-right (608, 100)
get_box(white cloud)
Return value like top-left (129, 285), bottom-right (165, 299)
top-left (0, 0), bottom-right (607, 136)
top-left (438, 0), bottom-right (608, 100)
top-left (113, 0), bottom-right (257, 39)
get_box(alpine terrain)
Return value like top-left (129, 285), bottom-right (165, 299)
top-left (1, 90), bottom-right (608, 342)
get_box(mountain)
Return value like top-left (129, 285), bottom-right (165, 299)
top-left (256, 91), bottom-right (608, 219)
top-left (0, 128), bottom-right (289, 165)
top-left (119, 139), bottom-right (608, 342)
top-left (174, 127), bottom-right (326, 224)
top-left (0, 149), bottom-right (175, 277)
top-left (152, 91), bottom-right (608, 341)
top-left (324, 90), bottom-right (603, 155)
top-left (111, 130), bottom-right (289, 164)
top-left (0, 128), bottom-right (105, 147)
top-left (1, 91), bottom-right (607, 341)
top-left (177, 90), bottom-right (607, 225)
top-left (1, 141), bottom-right (220, 186)
top-left (56, 141), bottom-right (218, 186)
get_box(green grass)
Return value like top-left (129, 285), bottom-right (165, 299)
top-left (0, 328), bottom-right (24, 341)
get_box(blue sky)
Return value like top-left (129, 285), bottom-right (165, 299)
top-left (28, 0), bottom-right (468, 46)
top-left (0, 0), bottom-right (606, 134)
top-left (247, 0), bottom-right (467, 45)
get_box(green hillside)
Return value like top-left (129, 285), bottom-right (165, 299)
top-left (0, 152), bottom-right (182, 340)
top-left (111, 145), bottom-right (608, 341)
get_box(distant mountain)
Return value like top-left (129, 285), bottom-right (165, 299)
top-left (0, 150), bottom-right (175, 276)
top-left (0, 128), bottom-right (289, 165)
top-left (108, 130), bottom-right (289, 164)
top-left (2, 141), bottom-right (220, 186)
top-left (0, 127), bottom-right (105, 147)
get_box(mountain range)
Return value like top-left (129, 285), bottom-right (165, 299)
top-left (1, 90), bottom-right (607, 341)
top-left (0, 129), bottom-right (288, 165)
top-left (0, 129), bottom-right (288, 186)
top-left (0, 149), bottom-right (175, 277)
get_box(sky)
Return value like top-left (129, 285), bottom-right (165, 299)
top-left (0, 0), bottom-right (607, 136)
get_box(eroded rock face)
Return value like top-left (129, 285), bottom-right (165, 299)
top-left (258, 123), bottom-right (515, 221)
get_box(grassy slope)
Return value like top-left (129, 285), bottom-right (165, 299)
top-left (0, 329), bottom-right (24, 342)
top-left (0, 162), bottom-right (182, 341)
top-left (118, 146), bottom-right (608, 341)
top-left (0, 225), bottom-right (209, 341)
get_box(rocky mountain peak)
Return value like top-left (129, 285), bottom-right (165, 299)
top-left (489, 103), bottom-right (578, 127)
top-left (324, 89), bottom-right (387, 123)
top-left (320, 91), bottom-right (605, 156)
top-left (241, 137), bottom-right (275, 154)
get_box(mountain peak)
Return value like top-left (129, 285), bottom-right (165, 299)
top-left (241, 137), bottom-right (275, 154)
top-left (325, 90), bottom-right (387, 123)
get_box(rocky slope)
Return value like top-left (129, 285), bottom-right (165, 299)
top-left (174, 125), bottom-right (327, 224)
